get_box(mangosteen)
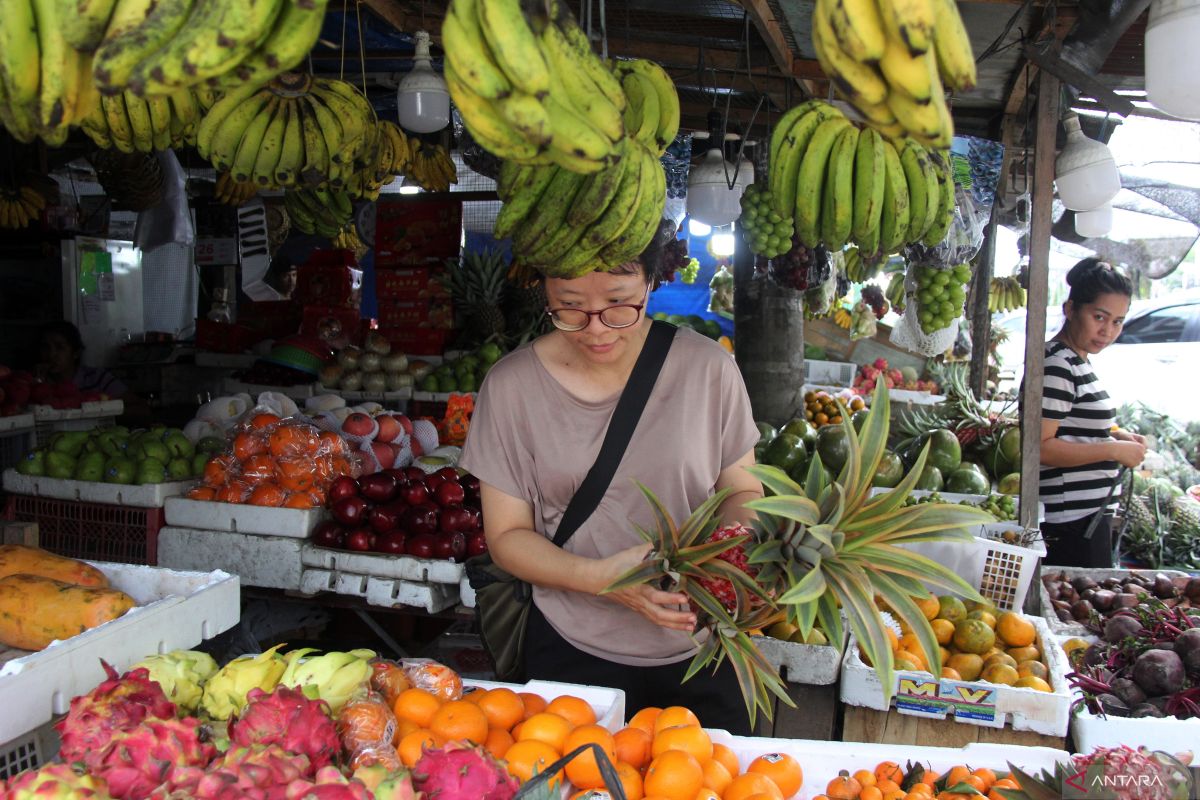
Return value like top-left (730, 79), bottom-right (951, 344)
top-left (1109, 677), bottom-right (1147, 707)
top-left (1154, 573), bottom-right (1178, 599)
top-left (1186, 578), bottom-right (1200, 601)
top-left (1072, 575), bottom-right (1098, 593)
top-left (1103, 614), bottom-right (1143, 644)
top-left (1130, 703), bottom-right (1166, 718)
top-left (1091, 589), bottom-right (1117, 612)
top-left (1102, 577), bottom-right (1123, 590)
top-left (1132, 649), bottom-right (1186, 696)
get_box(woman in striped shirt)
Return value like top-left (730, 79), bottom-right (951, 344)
top-left (1039, 259), bottom-right (1146, 567)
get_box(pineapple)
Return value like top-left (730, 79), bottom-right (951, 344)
top-left (999, 747), bottom-right (1194, 800)
top-left (441, 249), bottom-right (509, 343)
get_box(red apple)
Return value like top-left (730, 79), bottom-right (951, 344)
top-left (406, 533), bottom-right (436, 558)
top-left (461, 474), bottom-right (481, 493)
top-left (435, 467), bottom-right (460, 482)
top-left (345, 528), bottom-right (373, 551)
top-left (368, 502), bottom-right (405, 533)
top-left (359, 472), bottom-right (398, 503)
top-left (384, 468), bottom-right (409, 483)
top-left (439, 504), bottom-right (472, 533)
top-left (375, 531), bottom-right (407, 554)
top-left (402, 467), bottom-right (426, 482)
top-left (311, 521), bottom-right (344, 548)
top-left (401, 481), bottom-right (430, 507)
top-left (410, 437), bottom-right (424, 458)
top-left (433, 531), bottom-right (466, 561)
top-left (342, 412), bottom-right (377, 438)
top-left (434, 480), bottom-right (466, 508)
top-left (369, 440), bottom-right (396, 470)
top-left (423, 474), bottom-right (446, 492)
top-left (466, 531), bottom-right (488, 557)
top-left (402, 505), bottom-right (438, 537)
top-left (464, 507), bottom-right (482, 530)
top-left (394, 414), bottom-right (414, 435)
top-left (327, 475), bottom-right (360, 506)
top-left (331, 496), bottom-right (369, 526)
top-left (375, 415), bottom-right (404, 443)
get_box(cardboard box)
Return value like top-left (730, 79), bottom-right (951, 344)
top-left (375, 200), bottom-right (463, 266)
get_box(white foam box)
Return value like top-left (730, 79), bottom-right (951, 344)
top-left (1037, 566), bottom-right (1193, 638)
top-left (751, 625), bottom-right (848, 686)
top-left (0, 413), bottom-right (34, 435)
top-left (839, 614), bottom-right (1071, 737)
top-left (889, 389), bottom-right (947, 406)
top-left (325, 388), bottom-right (413, 404)
top-left (222, 380), bottom-right (315, 400)
top-left (164, 496), bottom-right (326, 538)
top-left (298, 569), bottom-right (459, 614)
top-left (713, 730), bottom-right (1069, 800)
top-left (411, 391), bottom-right (479, 403)
top-left (32, 400), bottom-right (124, 420)
top-left (803, 359), bottom-right (857, 387)
top-left (301, 544), bottom-right (464, 584)
top-left (462, 679), bottom-right (625, 734)
top-left (1070, 689), bottom-right (1200, 754)
top-left (459, 576), bottom-right (476, 608)
top-left (157, 527), bottom-right (305, 590)
top-left (3, 469), bottom-right (193, 508)
top-left (0, 562), bottom-right (239, 745)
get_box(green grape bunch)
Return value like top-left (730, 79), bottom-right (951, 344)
top-left (738, 183), bottom-right (794, 258)
top-left (915, 262), bottom-right (972, 334)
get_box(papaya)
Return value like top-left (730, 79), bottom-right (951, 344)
top-left (0, 574), bottom-right (135, 650)
top-left (0, 545), bottom-right (109, 588)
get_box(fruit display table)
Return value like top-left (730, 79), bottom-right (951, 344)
top-left (841, 705), bottom-right (1068, 749)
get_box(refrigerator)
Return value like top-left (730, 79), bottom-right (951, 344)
top-left (61, 237), bottom-right (144, 368)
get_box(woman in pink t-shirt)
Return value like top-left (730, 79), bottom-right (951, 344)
top-left (460, 223), bottom-right (763, 734)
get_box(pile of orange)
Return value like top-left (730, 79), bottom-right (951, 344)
top-left (185, 414), bottom-right (357, 508)
top-left (803, 390), bottom-right (864, 428)
top-left (813, 761), bottom-right (1021, 800)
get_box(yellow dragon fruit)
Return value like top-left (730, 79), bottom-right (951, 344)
top-left (200, 645), bottom-right (287, 721)
top-left (4, 764), bottom-right (112, 800)
top-left (132, 651), bottom-right (219, 714)
top-left (277, 649), bottom-right (375, 715)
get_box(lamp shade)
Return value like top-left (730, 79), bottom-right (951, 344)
top-left (397, 31), bottom-right (450, 133)
top-left (1146, 0), bottom-right (1200, 120)
top-left (1055, 115), bottom-right (1120, 211)
top-left (1074, 203), bottom-right (1113, 238)
top-left (687, 147), bottom-right (750, 227)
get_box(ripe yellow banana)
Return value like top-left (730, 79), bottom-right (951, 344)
top-left (442, 0), bottom-right (512, 100)
top-left (931, 0), bottom-right (976, 91)
top-left (878, 0), bottom-right (934, 57)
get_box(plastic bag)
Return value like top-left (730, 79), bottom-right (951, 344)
top-left (849, 301), bottom-right (878, 341)
top-left (708, 265), bottom-right (734, 317)
top-left (804, 255), bottom-right (839, 317)
top-left (369, 659), bottom-right (412, 707)
top-left (903, 185), bottom-right (987, 269)
top-left (337, 691), bottom-right (398, 759)
top-left (134, 151), bottom-right (193, 252)
top-left (401, 659), bottom-right (462, 702)
top-left (889, 269), bottom-right (959, 357)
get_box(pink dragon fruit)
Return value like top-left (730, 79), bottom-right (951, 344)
top-left (873, 358), bottom-right (888, 370)
top-left (3, 764), bottom-right (113, 800)
top-left (228, 688), bottom-right (340, 775)
top-left (57, 662), bottom-right (178, 768)
top-left (90, 717), bottom-right (216, 800)
top-left (284, 767), bottom-right (371, 800)
top-left (412, 742), bottom-right (518, 800)
top-left (351, 765), bottom-right (420, 800)
top-left (150, 745), bottom-right (311, 800)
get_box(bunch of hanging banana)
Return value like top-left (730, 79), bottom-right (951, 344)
top-left (610, 59), bottom-right (681, 157)
top-left (768, 100), bottom-right (956, 257)
top-left (0, 184), bottom-right (47, 229)
top-left (493, 137), bottom-right (667, 278)
top-left (341, 121), bottom-right (413, 201)
top-left (989, 275), bottom-right (1026, 312)
top-left (284, 188), bottom-right (353, 238)
top-left (442, 0), bottom-right (631, 174)
top-left (197, 74), bottom-right (382, 191)
top-left (885, 270), bottom-right (907, 312)
top-left (843, 246), bottom-right (884, 282)
top-left (408, 142), bottom-right (457, 193)
top-left (79, 86), bottom-right (216, 152)
top-left (833, 306), bottom-right (854, 329)
top-left (214, 171), bottom-right (259, 206)
top-left (809, 0), bottom-right (974, 147)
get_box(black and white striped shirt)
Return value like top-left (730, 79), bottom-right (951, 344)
top-left (1039, 341), bottom-right (1119, 523)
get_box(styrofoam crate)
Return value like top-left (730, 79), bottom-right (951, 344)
top-left (298, 568), bottom-right (459, 614)
top-left (0, 414), bottom-right (34, 435)
top-left (222, 380), bottom-right (315, 400)
top-left (0, 562), bottom-right (239, 744)
top-left (319, 387), bottom-right (413, 404)
top-left (1070, 688), bottom-right (1200, 754)
top-left (803, 359), bottom-right (857, 387)
top-left (300, 544), bottom-right (465, 584)
top-left (1037, 566), bottom-right (1193, 637)
top-left (889, 389), bottom-right (947, 405)
top-left (713, 730), bottom-right (1069, 800)
top-left (839, 614), bottom-right (1071, 737)
top-left (411, 391), bottom-right (479, 403)
top-left (0, 429), bottom-right (35, 474)
top-left (3, 469), bottom-right (193, 508)
top-left (32, 400), bottom-right (123, 420)
top-left (462, 679), bottom-right (624, 734)
top-left (157, 527), bottom-right (305, 590)
top-left (164, 496), bottom-right (326, 537)
top-left (752, 624), bottom-right (848, 686)
top-left (459, 575), bottom-right (476, 608)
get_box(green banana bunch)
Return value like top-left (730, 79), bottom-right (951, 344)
top-left (79, 85), bottom-right (215, 152)
top-left (989, 276), bottom-right (1026, 312)
top-left (133, 650), bottom-right (219, 713)
top-left (843, 246), bottom-right (883, 283)
top-left (200, 644), bottom-right (287, 721)
top-left (443, 0), bottom-right (630, 173)
top-left (277, 648), bottom-right (376, 714)
top-left (885, 270), bottom-right (907, 312)
top-left (284, 187), bottom-right (353, 239)
top-left (611, 58), bottom-right (680, 156)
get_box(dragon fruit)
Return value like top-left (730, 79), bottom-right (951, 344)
top-left (351, 765), bottom-right (419, 800)
top-left (3, 764), bottom-right (112, 800)
top-left (57, 662), bottom-right (178, 767)
top-left (228, 687), bottom-right (340, 774)
top-left (1069, 746), bottom-right (1193, 800)
top-left (90, 717), bottom-right (216, 800)
top-left (411, 742), bottom-right (518, 800)
top-left (283, 767), bottom-right (371, 800)
top-left (150, 745), bottom-right (311, 800)
top-left (694, 523), bottom-right (760, 614)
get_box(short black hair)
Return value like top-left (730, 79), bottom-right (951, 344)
top-left (39, 320), bottom-right (84, 354)
top-left (606, 218), bottom-right (677, 287)
top-left (1065, 258), bottom-right (1133, 308)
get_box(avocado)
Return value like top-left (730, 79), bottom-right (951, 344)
top-left (755, 422), bottom-right (778, 448)
top-left (46, 451), bottom-right (76, 479)
top-left (763, 433), bottom-right (807, 472)
top-left (15, 450), bottom-right (45, 477)
top-left (946, 466), bottom-right (990, 495)
top-left (914, 464), bottom-right (944, 491)
top-left (926, 428), bottom-right (962, 474)
top-left (871, 451), bottom-right (904, 488)
top-left (104, 456), bottom-right (136, 485)
top-left (780, 418), bottom-right (818, 450)
top-left (815, 424), bottom-right (850, 475)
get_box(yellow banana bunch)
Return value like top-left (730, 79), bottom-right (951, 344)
top-left (409, 142), bottom-right (458, 193)
top-left (885, 270), bottom-right (907, 312)
top-left (284, 187), bottom-right (353, 239)
top-left (442, 0), bottom-right (631, 173)
top-left (611, 59), bottom-right (680, 156)
top-left (809, 0), bottom-right (975, 148)
top-left (989, 275), bottom-right (1026, 313)
top-left (214, 171), bottom-right (259, 206)
top-left (833, 306), bottom-right (854, 329)
top-left (0, 184), bottom-right (48, 229)
top-left (200, 644), bottom-right (287, 721)
top-left (79, 86), bottom-right (215, 152)
top-left (277, 648), bottom-right (376, 714)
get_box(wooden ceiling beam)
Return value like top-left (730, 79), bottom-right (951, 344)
top-left (730, 0), bottom-right (813, 98)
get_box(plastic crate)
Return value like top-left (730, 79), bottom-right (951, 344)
top-left (5, 494), bottom-right (164, 565)
top-left (0, 720), bottom-right (56, 780)
top-left (803, 359), bottom-right (857, 387)
top-left (0, 428), bottom-right (35, 474)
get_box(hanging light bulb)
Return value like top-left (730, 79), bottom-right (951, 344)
top-left (1074, 203), bottom-right (1113, 238)
top-left (710, 223), bottom-right (736, 256)
top-left (686, 111), bottom-right (748, 227)
top-left (1054, 114), bottom-right (1120, 211)
top-left (687, 218), bottom-right (712, 237)
top-left (1145, 0), bottom-right (1200, 120)
top-left (397, 30), bottom-right (450, 133)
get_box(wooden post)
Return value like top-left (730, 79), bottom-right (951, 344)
top-left (968, 206), bottom-right (998, 398)
top-left (1019, 74), bottom-right (1061, 530)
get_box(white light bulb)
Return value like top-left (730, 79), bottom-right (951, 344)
top-left (711, 232), bottom-right (736, 256)
top-left (688, 218), bottom-right (712, 237)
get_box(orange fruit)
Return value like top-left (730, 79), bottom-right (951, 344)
top-left (694, 790), bottom-right (720, 800)
top-left (429, 699), bottom-right (489, 745)
top-left (397, 729), bottom-right (444, 767)
top-left (941, 667), bottom-right (963, 680)
top-left (651, 724), bottom-right (712, 762)
top-left (653, 706), bottom-right (700, 735)
top-left (877, 779), bottom-right (902, 796)
top-left (270, 426), bottom-right (318, 458)
top-left (738, 794), bottom-right (779, 800)
top-left (914, 594), bottom-right (940, 620)
top-left (945, 766), bottom-right (972, 787)
top-left (712, 743), bottom-right (740, 777)
top-left (701, 758), bottom-right (733, 795)
top-left (616, 762), bottom-right (644, 800)
top-left (547, 694), bottom-right (597, 728)
top-left (202, 456), bottom-right (230, 487)
top-left (613, 727), bottom-right (652, 769)
top-left (517, 712), bottom-right (572, 753)
top-left (519, 692), bottom-right (548, 719)
top-left (825, 774), bottom-right (861, 800)
top-left (853, 770), bottom-right (877, 788)
top-left (283, 492), bottom-right (316, 509)
top-left (216, 481), bottom-right (251, 504)
top-left (232, 432), bottom-right (266, 461)
top-left (249, 412), bottom-right (281, 429)
top-left (247, 482), bottom-right (286, 507)
top-left (393, 688), bottom-right (441, 728)
top-left (643, 751), bottom-right (703, 800)
top-left (392, 717), bottom-right (421, 744)
top-left (628, 707), bottom-right (662, 734)
top-left (477, 688), bottom-right (525, 732)
top-left (504, 740), bottom-right (562, 786)
top-left (996, 612), bottom-right (1036, 647)
top-left (921, 771), bottom-right (940, 787)
top-left (726, 773), bottom-right (784, 800)
top-left (562, 725), bottom-right (616, 790)
top-left (483, 728), bottom-right (513, 760)
top-left (748, 753), bottom-right (803, 799)
top-left (277, 459), bottom-right (316, 492)
top-left (860, 788), bottom-right (883, 800)
top-left (875, 763), bottom-right (903, 784)
top-left (187, 486), bottom-right (215, 501)
top-left (972, 770), bottom-right (997, 791)
top-left (1014, 675), bottom-right (1052, 692)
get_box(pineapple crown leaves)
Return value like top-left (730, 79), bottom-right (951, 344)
top-left (744, 381), bottom-right (993, 706)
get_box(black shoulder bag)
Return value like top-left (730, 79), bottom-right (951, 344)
top-left (465, 320), bottom-right (676, 682)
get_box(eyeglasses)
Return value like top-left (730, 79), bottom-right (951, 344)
top-left (545, 302), bottom-right (646, 331)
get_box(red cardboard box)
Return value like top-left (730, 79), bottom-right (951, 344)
top-left (379, 327), bottom-right (451, 356)
top-left (296, 264), bottom-right (352, 307)
top-left (375, 199), bottom-right (462, 266)
top-left (375, 267), bottom-right (449, 302)
top-left (375, 298), bottom-right (453, 330)
top-left (301, 305), bottom-right (368, 346)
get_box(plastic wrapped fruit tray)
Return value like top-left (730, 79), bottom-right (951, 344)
top-left (3, 469), bottom-right (193, 508)
top-left (300, 544), bottom-right (464, 584)
top-left (164, 496), bottom-right (326, 538)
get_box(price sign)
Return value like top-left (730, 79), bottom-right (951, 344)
top-left (194, 237), bottom-right (238, 265)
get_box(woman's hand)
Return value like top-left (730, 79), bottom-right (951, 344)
top-left (1113, 429), bottom-right (1147, 446)
top-left (1110, 439), bottom-right (1147, 467)
top-left (593, 544), bottom-right (697, 632)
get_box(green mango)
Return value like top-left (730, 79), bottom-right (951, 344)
top-left (458, 355), bottom-right (480, 371)
top-left (457, 374), bottom-right (478, 393)
top-left (816, 425), bottom-right (850, 475)
top-left (46, 451), bottom-right (76, 479)
top-left (196, 436), bottom-right (225, 455)
top-left (418, 375), bottom-right (439, 393)
top-left (851, 409), bottom-right (871, 433)
top-left (478, 343), bottom-right (502, 364)
top-left (763, 433), bottom-right (807, 472)
top-left (755, 421), bottom-right (778, 448)
top-left (701, 320), bottom-right (722, 340)
top-left (163, 432), bottom-right (194, 459)
top-left (926, 429), bottom-right (962, 474)
top-left (167, 457), bottom-right (192, 481)
top-left (914, 464), bottom-right (944, 491)
top-left (104, 456), bottom-right (136, 485)
top-left (74, 451), bottom-right (106, 481)
top-left (946, 466), bottom-right (990, 495)
top-left (136, 457), bottom-right (167, 485)
top-left (15, 450), bottom-right (45, 476)
top-left (780, 418), bottom-right (818, 450)
top-left (871, 451), bottom-right (904, 488)
top-left (438, 374), bottom-right (458, 393)
top-left (998, 472), bottom-right (1021, 495)
top-left (192, 452), bottom-right (211, 478)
